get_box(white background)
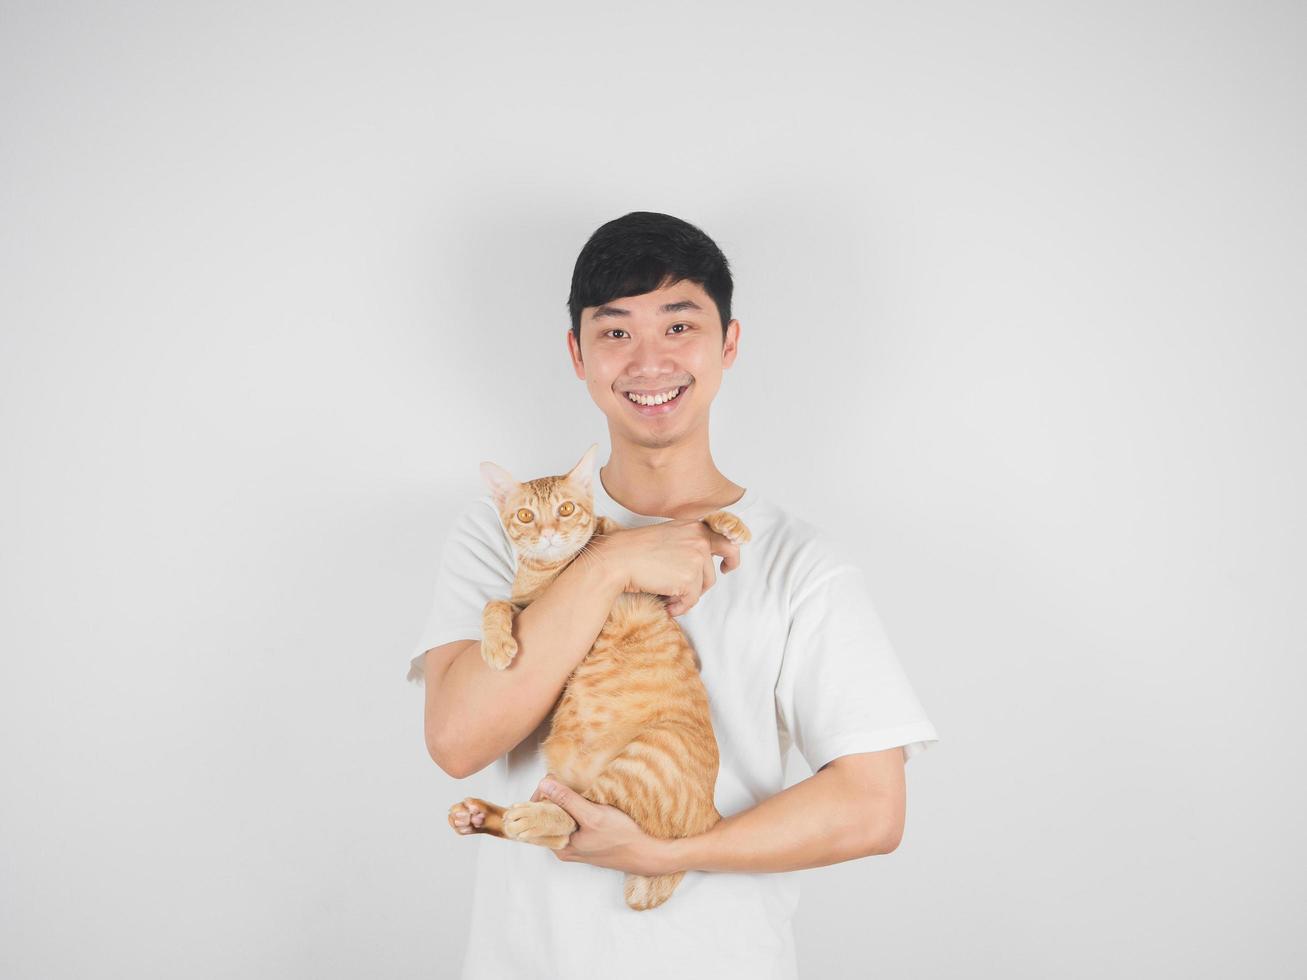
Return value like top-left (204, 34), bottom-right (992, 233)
top-left (2, 2), bottom-right (1304, 977)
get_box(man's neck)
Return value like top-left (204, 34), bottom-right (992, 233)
top-left (600, 443), bottom-right (746, 521)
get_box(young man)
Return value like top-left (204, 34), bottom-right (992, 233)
top-left (409, 212), bottom-right (939, 978)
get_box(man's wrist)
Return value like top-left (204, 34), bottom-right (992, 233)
top-left (589, 533), bottom-right (629, 596)
top-left (655, 834), bottom-right (695, 875)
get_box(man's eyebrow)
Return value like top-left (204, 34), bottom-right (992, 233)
top-left (591, 299), bottom-right (704, 321)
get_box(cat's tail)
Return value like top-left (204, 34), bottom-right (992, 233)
top-left (624, 871), bottom-right (686, 911)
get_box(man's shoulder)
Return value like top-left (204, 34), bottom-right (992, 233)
top-left (447, 492), bottom-right (504, 532)
top-left (746, 497), bottom-right (862, 599)
top-left (444, 493), bottom-right (514, 562)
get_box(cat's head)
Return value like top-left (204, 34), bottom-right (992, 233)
top-left (479, 443), bottom-right (600, 563)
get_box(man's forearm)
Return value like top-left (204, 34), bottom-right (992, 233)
top-left (430, 549), bottom-right (624, 775)
top-left (660, 761), bottom-right (900, 874)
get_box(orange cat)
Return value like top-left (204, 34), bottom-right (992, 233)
top-left (446, 443), bottom-right (751, 910)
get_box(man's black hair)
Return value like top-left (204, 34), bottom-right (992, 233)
top-left (566, 211), bottom-right (733, 349)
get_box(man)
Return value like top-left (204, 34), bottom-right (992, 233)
top-left (409, 211), bottom-right (939, 978)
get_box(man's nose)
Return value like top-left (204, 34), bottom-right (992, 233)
top-left (626, 339), bottom-right (679, 376)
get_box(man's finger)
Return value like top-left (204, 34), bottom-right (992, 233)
top-left (708, 529), bottom-right (741, 574)
top-left (538, 775), bottom-right (596, 824)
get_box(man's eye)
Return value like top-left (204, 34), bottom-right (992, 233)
top-left (605, 325), bottom-right (692, 338)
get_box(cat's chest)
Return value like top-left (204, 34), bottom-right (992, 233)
top-left (548, 565), bottom-right (790, 735)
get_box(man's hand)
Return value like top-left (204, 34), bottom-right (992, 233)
top-left (594, 519), bottom-right (741, 616)
top-left (529, 775), bottom-right (674, 876)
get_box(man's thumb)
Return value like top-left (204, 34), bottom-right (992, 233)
top-left (539, 777), bottom-right (593, 820)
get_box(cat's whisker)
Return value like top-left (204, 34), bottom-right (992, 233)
top-left (570, 538), bottom-right (604, 571)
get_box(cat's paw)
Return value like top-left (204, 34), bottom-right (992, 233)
top-left (594, 515), bottom-right (625, 536)
top-left (701, 510), bottom-right (752, 545)
top-left (502, 801), bottom-right (577, 849)
top-left (448, 797), bottom-right (503, 836)
top-left (480, 637), bottom-right (517, 671)
top-left (481, 599), bottom-right (519, 670)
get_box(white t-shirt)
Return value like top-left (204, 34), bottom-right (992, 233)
top-left (408, 466), bottom-right (939, 979)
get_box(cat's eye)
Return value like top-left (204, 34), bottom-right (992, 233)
top-left (516, 508), bottom-right (534, 523)
top-left (558, 501), bottom-right (575, 517)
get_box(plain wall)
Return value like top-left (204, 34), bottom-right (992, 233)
top-left (1, 1), bottom-right (1304, 977)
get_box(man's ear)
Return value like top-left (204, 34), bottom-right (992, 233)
top-left (722, 319), bottom-right (741, 369)
top-left (567, 327), bottom-right (586, 379)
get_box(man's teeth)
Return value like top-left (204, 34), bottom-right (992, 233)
top-left (626, 386), bottom-right (682, 406)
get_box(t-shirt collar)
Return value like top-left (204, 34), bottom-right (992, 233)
top-left (591, 458), bottom-right (757, 527)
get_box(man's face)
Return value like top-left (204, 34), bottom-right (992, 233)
top-left (567, 279), bottom-right (740, 450)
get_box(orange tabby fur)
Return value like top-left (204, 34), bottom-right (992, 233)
top-left (446, 444), bottom-right (750, 910)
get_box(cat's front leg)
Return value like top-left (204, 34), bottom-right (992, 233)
top-left (480, 599), bottom-right (521, 670)
top-left (594, 515), bottom-right (626, 537)
top-left (701, 510), bottom-right (752, 545)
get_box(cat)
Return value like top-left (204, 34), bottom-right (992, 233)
top-left (445, 442), bottom-right (751, 910)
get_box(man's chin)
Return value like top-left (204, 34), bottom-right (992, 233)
top-left (621, 423), bottom-right (693, 451)
top-left (596, 402), bottom-right (703, 449)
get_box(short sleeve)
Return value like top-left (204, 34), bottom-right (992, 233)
top-left (405, 495), bottom-right (516, 684)
top-left (774, 564), bottom-right (939, 772)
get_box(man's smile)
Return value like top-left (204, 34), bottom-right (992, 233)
top-left (621, 380), bottom-right (692, 415)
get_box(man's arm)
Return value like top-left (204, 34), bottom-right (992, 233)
top-left (424, 546), bottom-right (625, 778)
top-left (426, 516), bottom-right (740, 778)
top-left (661, 748), bottom-right (907, 872)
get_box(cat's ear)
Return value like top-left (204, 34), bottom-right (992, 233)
top-left (479, 461), bottom-right (520, 510)
top-left (564, 442), bottom-right (600, 496)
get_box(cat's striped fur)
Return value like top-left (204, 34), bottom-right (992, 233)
top-left (446, 444), bottom-right (750, 910)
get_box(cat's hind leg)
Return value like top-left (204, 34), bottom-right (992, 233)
top-left (501, 800), bottom-right (576, 850)
top-left (586, 723), bottom-right (722, 910)
top-left (448, 797), bottom-right (507, 839)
